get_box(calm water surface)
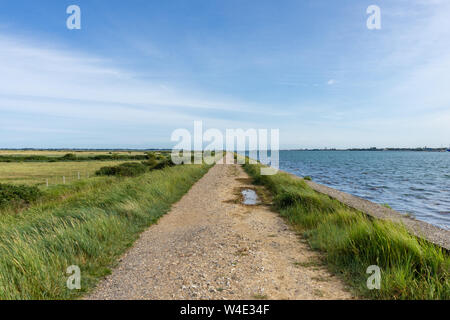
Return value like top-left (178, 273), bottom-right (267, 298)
top-left (278, 151), bottom-right (450, 230)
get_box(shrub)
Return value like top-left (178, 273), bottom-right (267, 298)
top-left (145, 152), bottom-right (156, 160)
top-left (151, 161), bottom-right (167, 170)
top-left (141, 158), bottom-right (158, 169)
top-left (95, 162), bottom-right (148, 177)
top-left (0, 184), bottom-right (43, 209)
top-left (156, 157), bottom-right (176, 168)
top-left (142, 156), bottom-right (176, 170)
top-left (61, 153), bottom-right (77, 161)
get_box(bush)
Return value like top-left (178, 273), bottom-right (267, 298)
top-left (153, 161), bottom-right (167, 170)
top-left (0, 184), bottom-right (43, 209)
top-left (145, 152), bottom-right (156, 160)
top-left (142, 156), bottom-right (176, 170)
top-left (97, 155), bottom-right (177, 178)
top-left (96, 162), bottom-right (148, 177)
top-left (61, 153), bottom-right (77, 161)
top-left (155, 157), bottom-right (176, 169)
top-left (141, 158), bottom-right (158, 169)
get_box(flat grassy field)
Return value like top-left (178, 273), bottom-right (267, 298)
top-left (0, 161), bottom-right (140, 186)
top-left (0, 163), bottom-right (211, 299)
top-left (0, 150), bottom-right (150, 157)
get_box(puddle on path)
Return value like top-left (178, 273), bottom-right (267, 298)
top-left (241, 189), bottom-right (260, 205)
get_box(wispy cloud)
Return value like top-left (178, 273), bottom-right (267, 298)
top-left (0, 0), bottom-right (449, 148)
top-left (0, 32), bottom-right (299, 148)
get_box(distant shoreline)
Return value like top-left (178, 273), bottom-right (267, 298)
top-left (284, 148), bottom-right (450, 152)
top-left (1, 148), bottom-right (449, 152)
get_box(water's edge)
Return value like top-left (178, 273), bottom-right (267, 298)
top-left (278, 151), bottom-right (449, 230)
top-left (282, 170), bottom-right (450, 250)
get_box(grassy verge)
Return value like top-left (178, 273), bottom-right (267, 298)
top-left (0, 163), bottom-right (211, 299)
top-left (243, 162), bottom-right (449, 300)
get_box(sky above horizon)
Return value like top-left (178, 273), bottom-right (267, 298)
top-left (0, 0), bottom-right (449, 149)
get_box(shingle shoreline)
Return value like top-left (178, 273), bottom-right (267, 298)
top-left (283, 171), bottom-right (450, 251)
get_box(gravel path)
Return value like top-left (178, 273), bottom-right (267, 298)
top-left (86, 155), bottom-right (353, 300)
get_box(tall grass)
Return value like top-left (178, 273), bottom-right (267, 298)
top-left (0, 163), bottom-right (211, 299)
top-left (243, 162), bottom-right (449, 300)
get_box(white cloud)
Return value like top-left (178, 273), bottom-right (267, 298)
top-left (0, 34), bottom-right (279, 147)
top-left (0, 34), bottom-right (288, 133)
top-left (0, 35), bottom-right (225, 113)
top-left (373, 1), bottom-right (450, 113)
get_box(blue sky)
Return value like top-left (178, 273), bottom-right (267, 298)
top-left (0, 0), bottom-right (449, 149)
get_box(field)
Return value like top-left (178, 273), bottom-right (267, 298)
top-left (0, 149), bottom-right (174, 186)
top-left (0, 161), bottom-right (141, 186)
top-left (0, 150), bottom-right (152, 157)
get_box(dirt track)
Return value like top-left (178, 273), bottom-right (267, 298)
top-left (86, 154), bottom-right (353, 300)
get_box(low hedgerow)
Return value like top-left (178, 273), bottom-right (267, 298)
top-left (0, 153), bottom-right (152, 163)
top-left (95, 162), bottom-right (148, 177)
top-left (96, 156), bottom-right (176, 177)
top-left (0, 183), bottom-right (43, 209)
top-left (61, 153), bottom-right (77, 161)
top-left (242, 162), bottom-right (449, 300)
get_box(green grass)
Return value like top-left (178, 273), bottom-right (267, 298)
top-left (0, 160), bottom-right (144, 186)
top-left (0, 151), bottom-right (174, 186)
top-left (242, 162), bottom-right (449, 300)
top-left (0, 152), bottom-right (158, 163)
top-left (0, 163), bottom-right (211, 299)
